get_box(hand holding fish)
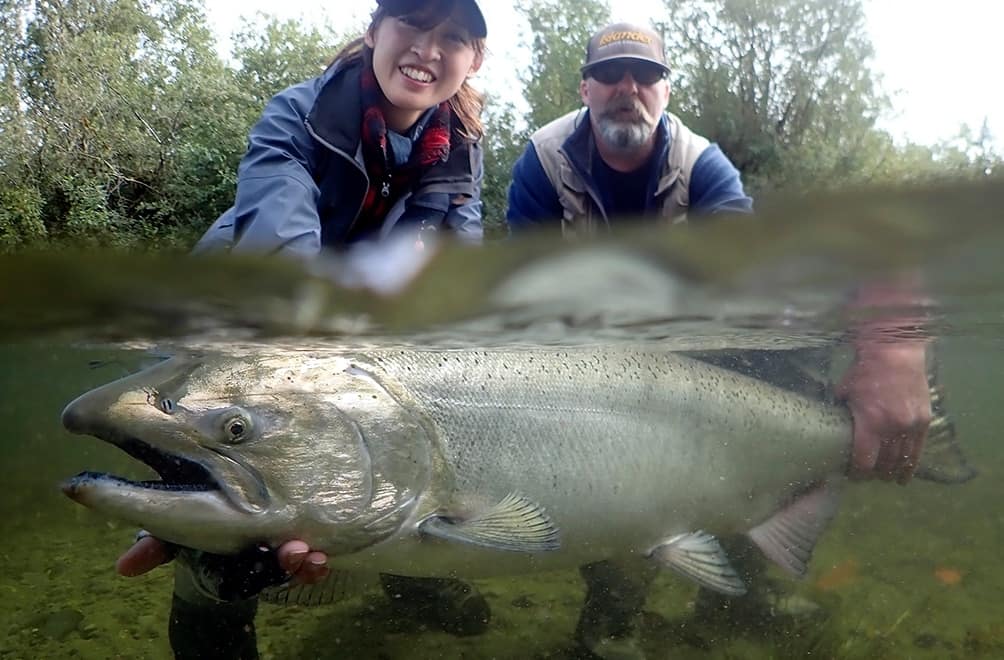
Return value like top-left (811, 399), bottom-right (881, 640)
top-left (837, 278), bottom-right (933, 484)
top-left (838, 340), bottom-right (932, 483)
top-left (115, 533), bottom-right (172, 577)
top-left (275, 540), bottom-right (330, 584)
top-left (115, 536), bottom-right (330, 584)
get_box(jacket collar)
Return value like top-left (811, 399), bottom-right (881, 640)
top-left (307, 58), bottom-right (364, 155)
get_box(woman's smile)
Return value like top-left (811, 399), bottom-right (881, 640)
top-left (399, 65), bottom-right (437, 85)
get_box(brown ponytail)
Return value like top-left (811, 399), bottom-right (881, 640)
top-left (449, 72), bottom-right (484, 142)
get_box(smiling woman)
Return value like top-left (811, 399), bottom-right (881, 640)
top-left (108, 1), bottom-right (493, 657)
top-left (192, 0), bottom-right (487, 259)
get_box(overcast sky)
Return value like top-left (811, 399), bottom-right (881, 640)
top-left (205, 0), bottom-right (1002, 148)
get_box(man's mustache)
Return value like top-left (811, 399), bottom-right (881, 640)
top-left (602, 97), bottom-right (648, 119)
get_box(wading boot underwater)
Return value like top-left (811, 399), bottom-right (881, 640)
top-left (169, 555), bottom-right (263, 660)
top-left (169, 551), bottom-right (491, 658)
top-left (574, 543), bottom-right (822, 660)
top-left (169, 594), bottom-right (259, 660)
top-left (575, 559), bottom-right (656, 660)
top-left (380, 574), bottom-right (492, 636)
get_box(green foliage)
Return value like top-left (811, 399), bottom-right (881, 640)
top-left (231, 14), bottom-right (356, 116)
top-left (481, 95), bottom-right (531, 238)
top-left (932, 119), bottom-right (1002, 179)
top-left (3, 0), bottom-right (241, 247)
top-left (517, 0), bottom-right (610, 131)
top-left (658, 0), bottom-right (891, 192)
top-left (0, 0), bottom-right (356, 251)
top-left (0, 186), bottom-right (46, 252)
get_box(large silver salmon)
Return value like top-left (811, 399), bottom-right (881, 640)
top-left (61, 345), bottom-right (970, 597)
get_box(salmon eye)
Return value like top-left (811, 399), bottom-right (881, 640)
top-left (222, 413), bottom-right (252, 443)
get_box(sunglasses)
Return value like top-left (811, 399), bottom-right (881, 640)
top-left (586, 61), bottom-right (667, 86)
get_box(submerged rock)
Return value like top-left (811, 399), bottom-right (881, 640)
top-left (33, 608), bottom-right (85, 641)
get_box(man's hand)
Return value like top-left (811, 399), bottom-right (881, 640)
top-left (837, 277), bottom-right (933, 484)
top-left (837, 341), bottom-right (932, 484)
top-left (116, 536), bottom-right (331, 584)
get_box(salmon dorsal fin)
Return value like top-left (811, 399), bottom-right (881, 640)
top-left (419, 492), bottom-right (561, 553)
top-left (748, 480), bottom-right (841, 577)
top-left (648, 531), bottom-right (747, 596)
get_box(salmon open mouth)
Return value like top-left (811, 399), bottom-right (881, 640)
top-left (63, 434), bottom-right (221, 495)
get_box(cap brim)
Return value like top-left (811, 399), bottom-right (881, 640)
top-left (376, 0), bottom-right (486, 38)
top-left (581, 55), bottom-right (670, 75)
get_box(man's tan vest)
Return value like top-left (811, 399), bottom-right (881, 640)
top-left (530, 109), bottom-right (710, 237)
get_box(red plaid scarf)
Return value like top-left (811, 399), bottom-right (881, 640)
top-left (354, 51), bottom-right (452, 237)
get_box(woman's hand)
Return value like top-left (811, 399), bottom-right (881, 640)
top-left (275, 540), bottom-right (330, 584)
top-left (116, 535), bottom-right (331, 584)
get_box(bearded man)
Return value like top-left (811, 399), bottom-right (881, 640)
top-left (506, 22), bottom-right (752, 233)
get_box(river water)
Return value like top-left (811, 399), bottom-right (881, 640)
top-left (2, 179), bottom-right (1003, 658)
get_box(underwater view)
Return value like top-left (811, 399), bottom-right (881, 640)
top-left (2, 183), bottom-right (1003, 660)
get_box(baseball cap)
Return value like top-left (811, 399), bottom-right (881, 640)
top-left (376, 0), bottom-right (487, 38)
top-left (581, 23), bottom-right (669, 76)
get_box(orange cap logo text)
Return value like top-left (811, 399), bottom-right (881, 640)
top-left (598, 31), bottom-right (653, 47)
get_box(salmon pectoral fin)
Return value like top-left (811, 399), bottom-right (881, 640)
top-left (418, 492), bottom-right (561, 553)
top-left (648, 531), bottom-right (747, 596)
top-left (747, 480), bottom-right (842, 577)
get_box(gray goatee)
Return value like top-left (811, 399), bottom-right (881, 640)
top-left (595, 118), bottom-right (651, 150)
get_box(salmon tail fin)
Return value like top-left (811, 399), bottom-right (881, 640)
top-left (915, 357), bottom-right (977, 484)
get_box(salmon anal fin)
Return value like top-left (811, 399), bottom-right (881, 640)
top-left (748, 480), bottom-right (841, 577)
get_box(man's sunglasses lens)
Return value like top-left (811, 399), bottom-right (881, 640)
top-left (591, 63), bottom-right (665, 86)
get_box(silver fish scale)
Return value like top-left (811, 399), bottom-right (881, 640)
top-left (364, 346), bottom-right (851, 552)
